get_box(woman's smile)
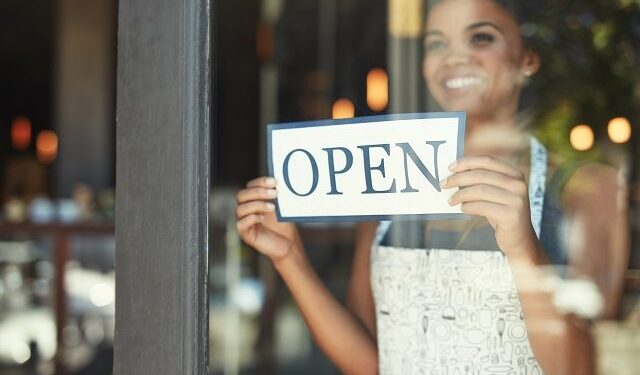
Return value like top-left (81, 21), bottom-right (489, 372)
top-left (443, 76), bottom-right (485, 90)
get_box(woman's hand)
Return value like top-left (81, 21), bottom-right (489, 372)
top-left (442, 156), bottom-right (538, 257)
top-left (236, 177), bottom-right (301, 263)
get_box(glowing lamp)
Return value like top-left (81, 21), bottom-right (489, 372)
top-left (570, 124), bottom-right (594, 151)
top-left (36, 130), bottom-right (59, 164)
top-left (607, 117), bottom-right (631, 144)
top-left (367, 68), bottom-right (388, 112)
top-left (11, 117), bottom-right (31, 151)
top-left (332, 98), bottom-right (355, 119)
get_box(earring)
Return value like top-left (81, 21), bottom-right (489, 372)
top-left (524, 70), bottom-right (533, 77)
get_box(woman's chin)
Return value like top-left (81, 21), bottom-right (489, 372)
top-left (439, 99), bottom-right (486, 116)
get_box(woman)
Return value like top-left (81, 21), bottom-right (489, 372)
top-left (236, 0), bottom-right (628, 374)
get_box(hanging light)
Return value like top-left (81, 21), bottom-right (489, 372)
top-left (36, 130), bottom-right (59, 164)
top-left (332, 98), bottom-right (355, 119)
top-left (607, 117), bottom-right (631, 144)
top-left (570, 124), bottom-right (594, 151)
top-left (256, 22), bottom-right (274, 61)
top-left (11, 116), bottom-right (31, 151)
top-left (367, 68), bottom-right (388, 112)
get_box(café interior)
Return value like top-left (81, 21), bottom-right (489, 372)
top-left (1, 0), bottom-right (639, 374)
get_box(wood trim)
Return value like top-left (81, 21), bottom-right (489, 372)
top-left (114, 0), bottom-right (210, 373)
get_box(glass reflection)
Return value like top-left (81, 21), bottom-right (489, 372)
top-left (212, 1), bottom-right (640, 374)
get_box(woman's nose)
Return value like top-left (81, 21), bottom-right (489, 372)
top-left (443, 46), bottom-right (472, 66)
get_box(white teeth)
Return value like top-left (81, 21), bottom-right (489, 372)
top-left (445, 77), bottom-right (483, 89)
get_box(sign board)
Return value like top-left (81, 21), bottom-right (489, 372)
top-left (267, 112), bottom-right (466, 222)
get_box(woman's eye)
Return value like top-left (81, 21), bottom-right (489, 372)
top-left (425, 40), bottom-right (446, 52)
top-left (470, 32), bottom-right (495, 45)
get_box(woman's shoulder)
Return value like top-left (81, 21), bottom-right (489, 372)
top-left (547, 161), bottom-right (626, 219)
top-left (544, 157), bottom-right (620, 205)
top-left (560, 162), bottom-right (622, 209)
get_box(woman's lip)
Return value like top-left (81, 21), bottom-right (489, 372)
top-left (443, 76), bottom-right (485, 90)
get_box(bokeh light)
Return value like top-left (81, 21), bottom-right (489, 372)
top-left (36, 130), bottom-right (59, 164)
top-left (11, 116), bottom-right (31, 151)
top-left (10, 342), bottom-right (30, 364)
top-left (332, 98), bottom-right (355, 119)
top-left (366, 68), bottom-right (388, 112)
top-left (570, 124), bottom-right (595, 151)
top-left (90, 283), bottom-right (115, 307)
top-left (607, 117), bottom-right (631, 144)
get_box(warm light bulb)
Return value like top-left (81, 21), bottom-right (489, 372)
top-left (367, 68), bottom-right (388, 112)
top-left (570, 124), bottom-right (594, 151)
top-left (607, 117), bottom-right (631, 144)
top-left (332, 98), bottom-right (355, 119)
top-left (11, 117), bottom-right (31, 151)
top-left (36, 130), bottom-right (59, 164)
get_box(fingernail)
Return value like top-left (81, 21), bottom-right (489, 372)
top-left (266, 189), bottom-right (277, 197)
top-left (265, 177), bottom-right (276, 186)
top-left (448, 161), bottom-right (458, 171)
top-left (266, 203), bottom-right (275, 210)
top-left (448, 195), bottom-right (454, 205)
top-left (439, 178), bottom-right (448, 188)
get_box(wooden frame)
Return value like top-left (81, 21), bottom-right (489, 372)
top-left (114, 0), bottom-right (211, 373)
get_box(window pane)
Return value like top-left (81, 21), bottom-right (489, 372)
top-left (211, 1), bottom-right (640, 374)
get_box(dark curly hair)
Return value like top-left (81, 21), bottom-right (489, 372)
top-left (424, 0), bottom-right (548, 50)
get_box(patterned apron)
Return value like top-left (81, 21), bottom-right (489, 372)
top-left (371, 138), bottom-right (547, 375)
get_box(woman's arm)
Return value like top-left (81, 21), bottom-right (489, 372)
top-left (561, 164), bottom-right (629, 319)
top-left (346, 222), bottom-right (378, 338)
top-left (274, 249), bottom-right (378, 375)
top-left (442, 156), bottom-right (629, 375)
top-left (236, 177), bottom-right (378, 375)
top-left (510, 164), bottom-right (628, 374)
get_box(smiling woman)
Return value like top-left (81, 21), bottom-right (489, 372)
top-left (369, 1), bottom-right (627, 374)
top-left (234, 0), bottom-right (630, 374)
top-left (422, 0), bottom-right (539, 132)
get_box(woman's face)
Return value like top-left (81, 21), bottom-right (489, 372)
top-left (423, 0), bottom-right (538, 121)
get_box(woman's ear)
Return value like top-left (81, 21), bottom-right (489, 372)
top-left (522, 50), bottom-right (541, 77)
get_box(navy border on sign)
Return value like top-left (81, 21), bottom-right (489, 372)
top-left (267, 112), bottom-right (467, 223)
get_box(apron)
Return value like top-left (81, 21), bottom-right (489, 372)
top-left (371, 137), bottom-right (547, 375)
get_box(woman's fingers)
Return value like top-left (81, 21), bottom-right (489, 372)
top-left (449, 184), bottom-right (521, 207)
top-left (236, 200), bottom-right (276, 219)
top-left (445, 157), bottom-right (539, 255)
top-left (237, 178), bottom-right (278, 215)
top-left (450, 156), bottom-right (524, 179)
top-left (247, 176), bottom-right (277, 188)
top-left (236, 213), bottom-right (291, 260)
top-left (460, 201), bottom-right (509, 222)
top-left (235, 177), bottom-right (299, 261)
top-left (442, 169), bottom-right (527, 194)
top-left (237, 186), bottom-right (277, 204)
top-left (236, 213), bottom-right (264, 235)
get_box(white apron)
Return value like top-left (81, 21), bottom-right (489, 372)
top-left (371, 138), bottom-right (547, 375)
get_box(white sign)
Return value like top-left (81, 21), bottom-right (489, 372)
top-left (267, 113), bottom-right (466, 222)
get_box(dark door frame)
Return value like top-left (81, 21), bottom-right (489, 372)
top-left (114, 0), bottom-right (211, 373)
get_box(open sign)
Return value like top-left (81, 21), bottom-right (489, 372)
top-left (267, 113), bottom-right (466, 222)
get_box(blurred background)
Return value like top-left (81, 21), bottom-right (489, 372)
top-left (1, 0), bottom-right (640, 374)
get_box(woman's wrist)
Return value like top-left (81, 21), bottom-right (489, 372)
top-left (505, 230), bottom-right (547, 267)
top-left (272, 242), bottom-right (308, 273)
